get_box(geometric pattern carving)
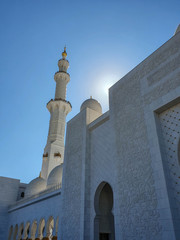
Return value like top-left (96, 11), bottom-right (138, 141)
top-left (114, 133), bottom-right (162, 238)
top-left (118, 153), bottom-right (162, 239)
top-left (159, 103), bottom-right (180, 207)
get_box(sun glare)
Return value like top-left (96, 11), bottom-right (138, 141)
top-left (101, 74), bottom-right (118, 95)
top-left (104, 82), bottom-right (112, 95)
top-left (88, 73), bottom-right (120, 112)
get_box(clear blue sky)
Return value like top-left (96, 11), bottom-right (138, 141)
top-left (0, 0), bottom-right (179, 183)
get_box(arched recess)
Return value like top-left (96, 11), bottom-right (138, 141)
top-left (17, 222), bottom-right (24, 240)
top-left (30, 220), bottom-right (37, 240)
top-left (23, 222), bottom-right (30, 240)
top-left (13, 224), bottom-right (18, 240)
top-left (46, 216), bottom-right (54, 239)
top-left (94, 182), bottom-right (115, 240)
top-left (8, 225), bottom-right (13, 240)
top-left (37, 218), bottom-right (45, 240)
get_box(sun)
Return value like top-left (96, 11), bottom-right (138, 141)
top-left (103, 82), bottom-right (113, 95)
top-left (100, 74), bottom-right (118, 95)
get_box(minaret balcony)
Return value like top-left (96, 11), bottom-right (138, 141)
top-left (54, 71), bottom-right (70, 83)
top-left (47, 98), bottom-right (72, 115)
top-left (58, 58), bottom-right (69, 70)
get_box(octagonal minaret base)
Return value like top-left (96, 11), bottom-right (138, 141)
top-left (41, 47), bottom-right (72, 180)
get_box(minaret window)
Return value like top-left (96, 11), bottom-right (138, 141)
top-left (54, 152), bottom-right (61, 157)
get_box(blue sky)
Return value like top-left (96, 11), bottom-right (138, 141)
top-left (0, 0), bottom-right (179, 183)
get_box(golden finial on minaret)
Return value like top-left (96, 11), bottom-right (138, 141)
top-left (62, 46), bottom-right (67, 59)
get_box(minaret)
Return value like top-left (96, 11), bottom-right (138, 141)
top-left (41, 47), bottom-right (72, 179)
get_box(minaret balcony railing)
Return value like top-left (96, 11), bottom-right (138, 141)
top-left (54, 71), bottom-right (70, 83)
top-left (46, 99), bottom-right (72, 115)
top-left (47, 98), bottom-right (72, 108)
top-left (55, 70), bottom-right (70, 75)
top-left (58, 58), bottom-right (69, 64)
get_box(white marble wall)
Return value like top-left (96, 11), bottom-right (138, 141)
top-left (7, 189), bottom-right (61, 239)
top-left (88, 113), bottom-right (119, 240)
top-left (109, 30), bottom-right (180, 239)
top-left (60, 30), bottom-right (180, 239)
top-left (0, 177), bottom-right (20, 240)
top-left (60, 108), bottom-right (101, 240)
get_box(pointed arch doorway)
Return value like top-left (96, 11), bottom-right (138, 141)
top-left (94, 182), bottom-right (115, 240)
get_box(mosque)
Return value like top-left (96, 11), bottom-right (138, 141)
top-left (0, 25), bottom-right (180, 240)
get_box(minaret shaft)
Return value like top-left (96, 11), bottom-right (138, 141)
top-left (41, 48), bottom-right (71, 180)
top-left (47, 107), bottom-right (66, 144)
top-left (55, 79), bottom-right (67, 99)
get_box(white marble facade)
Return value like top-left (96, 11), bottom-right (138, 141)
top-left (0, 27), bottom-right (180, 240)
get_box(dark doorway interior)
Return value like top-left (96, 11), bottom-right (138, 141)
top-left (99, 233), bottom-right (109, 240)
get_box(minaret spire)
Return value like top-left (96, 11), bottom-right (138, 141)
top-left (62, 46), bottom-right (67, 59)
top-left (41, 48), bottom-right (72, 180)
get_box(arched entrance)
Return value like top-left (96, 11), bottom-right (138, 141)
top-left (94, 182), bottom-right (115, 240)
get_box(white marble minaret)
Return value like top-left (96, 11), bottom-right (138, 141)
top-left (41, 47), bottom-right (72, 179)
